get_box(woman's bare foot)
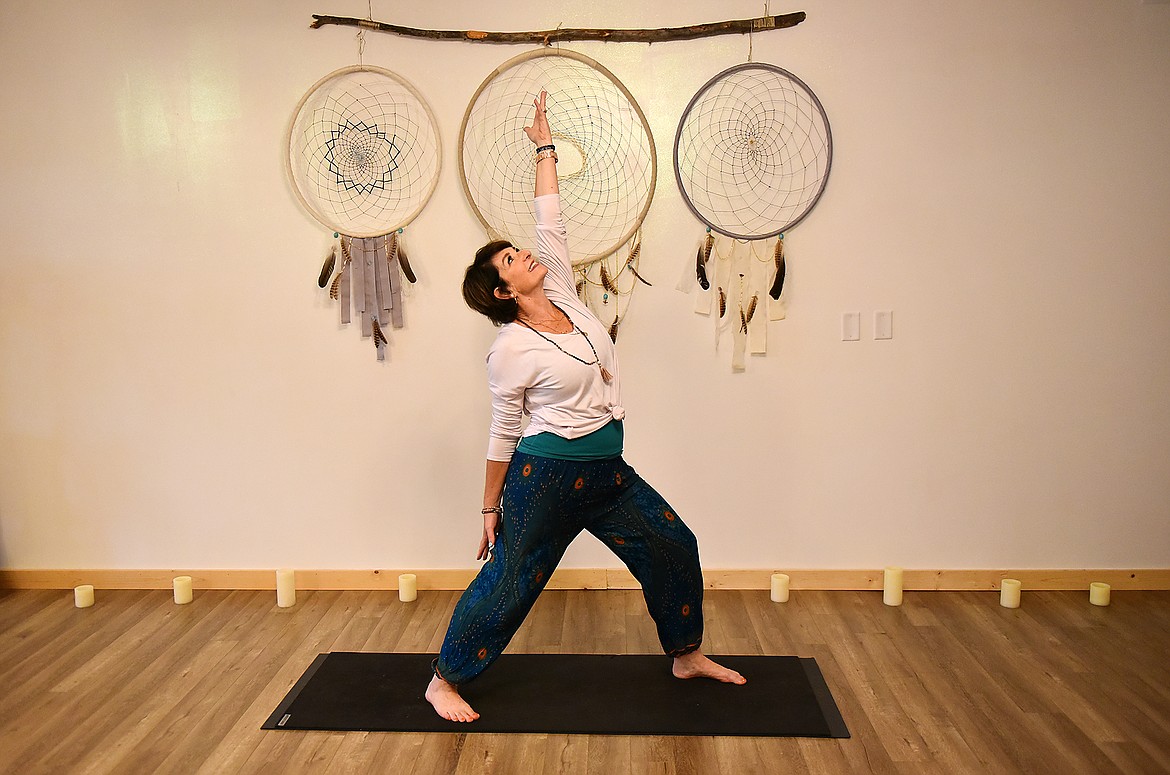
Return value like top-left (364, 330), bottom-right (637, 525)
top-left (672, 651), bottom-right (747, 684)
top-left (425, 673), bottom-right (480, 722)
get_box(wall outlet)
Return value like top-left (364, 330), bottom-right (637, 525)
top-left (875, 310), bottom-right (893, 340)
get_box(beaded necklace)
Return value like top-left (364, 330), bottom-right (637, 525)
top-left (515, 307), bottom-right (613, 383)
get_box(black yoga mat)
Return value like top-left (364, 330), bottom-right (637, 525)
top-left (263, 653), bottom-right (849, 737)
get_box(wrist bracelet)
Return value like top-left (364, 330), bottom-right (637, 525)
top-left (481, 506), bottom-right (502, 515)
top-left (535, 144), bottom-right (555, 153)
top-left (535, 149), bottom-right (558, 164)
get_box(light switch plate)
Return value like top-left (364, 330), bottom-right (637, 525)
top-left (842, 312), bottom-right (861, 341)
top-left (875, 310), bottom-right (893, 340)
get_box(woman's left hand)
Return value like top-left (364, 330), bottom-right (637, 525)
top-left (524, 90), bottom-right (553, 146)
top-left (477, 510), bottom-right (499, 561)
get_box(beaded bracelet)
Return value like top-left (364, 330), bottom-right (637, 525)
top-left (481, 506), bottom-right (502, 515)
top-left (535, 144), bottom-right (555, 153)
top-left (535, 149), bottom-right (558, 163)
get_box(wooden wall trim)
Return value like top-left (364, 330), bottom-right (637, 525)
top-left (1, 568), bottom-right (1167, 591)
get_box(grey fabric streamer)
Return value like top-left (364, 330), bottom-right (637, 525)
top-left (326, 233), bottom-right (410, 359)
top-left (375, 236), bottom-right (393, 323)
top-left (362, 238), bottom-right (377, 337)
top-left (350, 237), bottom-right (364, 330)
top-left (372, 237), bottom-right (390, 361)
top-left (375, 312), bottom-right (386, 361)
top-left (388, 242), bottom-right (404, 329)
top-left (339, 244), bottom-right (351, 325)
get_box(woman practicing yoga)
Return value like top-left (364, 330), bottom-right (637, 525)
top-left (426, 91), bottom-right (745, 723)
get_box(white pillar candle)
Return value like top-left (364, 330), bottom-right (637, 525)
top-left (399, 573), bottom-right (418, 603)
top-left (1000, 578), bottom-right (1022, 608)
top-left (173, 575), bottom-right (193, 605)
top-left (770, 573), bottom-right (790, 603)
top-left (74, 584), bottom-right (95, 608)
top-left (883, 567), bottom-right (904, 606)
top-left (1089, 582), bottom-right (1111, 607)
top-left (276, 569), bottom-right (296, 608)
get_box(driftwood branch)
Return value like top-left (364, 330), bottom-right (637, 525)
top-left (309, 13), bottom-right (806, 45)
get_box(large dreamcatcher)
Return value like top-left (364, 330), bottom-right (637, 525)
top-left (459, 49), bottom-right (656, 341)
top-left (287, 65), bottom-right (442, 360)
top-left (674, 62), bottom-right (832, 369)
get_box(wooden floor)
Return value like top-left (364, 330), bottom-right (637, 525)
top-left (1, 588), bottom-right (1168, 775)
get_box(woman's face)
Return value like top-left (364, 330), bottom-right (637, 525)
top-left (491, 245), bottom-right (547, 299)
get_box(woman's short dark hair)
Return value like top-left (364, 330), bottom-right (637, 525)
top-left (463, 239), bottom-right (518, 325)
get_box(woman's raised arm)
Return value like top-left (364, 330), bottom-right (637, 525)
top-left (524, 90), bottom-right (558, 197)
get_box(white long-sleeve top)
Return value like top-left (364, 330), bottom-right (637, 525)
top-left (485, 194), bottom-right (624, 462)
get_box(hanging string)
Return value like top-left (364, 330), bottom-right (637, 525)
top-left (356, 0), bottom-right (373, 68)
top-left (753, 1), bottom-right (773, 62)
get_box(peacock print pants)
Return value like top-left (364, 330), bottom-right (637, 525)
top-left (433, 452), bottom-right (704, 686)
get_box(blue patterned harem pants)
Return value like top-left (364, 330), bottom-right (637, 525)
top-left (434, 452), bottom-right (704, 685)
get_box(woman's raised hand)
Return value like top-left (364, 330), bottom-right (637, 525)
top-left (524, 90), bottom-right (553, 146)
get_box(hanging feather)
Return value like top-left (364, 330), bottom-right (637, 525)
top-left (372, 318), bottom-right (389, 347)
top-left (329, 259), bottom-right (348, 300)
top-left (340, 235), bottom-right (352, 263)
top-left (745, 294), bottom-right (759, 325)
top-left (695, 233), bottom-right (714, 290)
top-left (695, 245), bottom-right (710, 290)
top-left (599, 262), bottom-right (618, 295)
top-left (576, 277), bottom-right (587, 300)
top-left (740, 307), bottom-right (748, 334)
top-left (718, 287), bottom-right (727, 318)
top-left (768, 234), bottom-right (787, 300)
top-left (609, 315), bottom-right (620, 343)
top-left (626, 239), bottom-right (651, 286)
top-left (396, 235), bottom-right (417, 284)
top-left (317, 247), bottom-right (336, 288)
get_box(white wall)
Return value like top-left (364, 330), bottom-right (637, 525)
top-left (1, 0), bottom-right (1168, 572)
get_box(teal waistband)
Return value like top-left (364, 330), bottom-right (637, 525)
top-left (516, 420), bottom-right (624, 461)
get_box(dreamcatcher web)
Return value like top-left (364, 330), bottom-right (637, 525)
top-left (459, 49), bottom-right (656, 266)
top-left (674, 62), bottom-right (832, 371)
top-left (287, 66), bottom-right (441, 238)
top-left (674, 62), bottom-right (831, 240)
top-left (288, 65), bottom-right (440, 361)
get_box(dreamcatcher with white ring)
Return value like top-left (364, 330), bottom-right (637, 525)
top-left (459, 49), bottom-right (656, 342)
top-left (674, 61), bottom-right (832, 370)
top-left (287, 61), bottom-right (442, 360)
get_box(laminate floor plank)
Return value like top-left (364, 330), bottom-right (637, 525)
top-left (201, 591), bottom-right (372, 774)
top-left (305, 730), bottom-right (380, 775)
top-left (0, 590), bottom-right (153, 697)
top-left (36, 592), bottom-right (265, 773)
top-left (1, 588), bottom-right (1168, 774)
top-left (0, 590), bottom-right (79, 669)
top-left (109, 592), bottom-right (283, 772)
top-left (125, 591), bottom-right (294, 775)
top-left (182, 590), bottom-right (342, 775)
top-left (406, 732), bottom-right (466, 775)
top-left (0, 590), bottom-right (228, 771)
